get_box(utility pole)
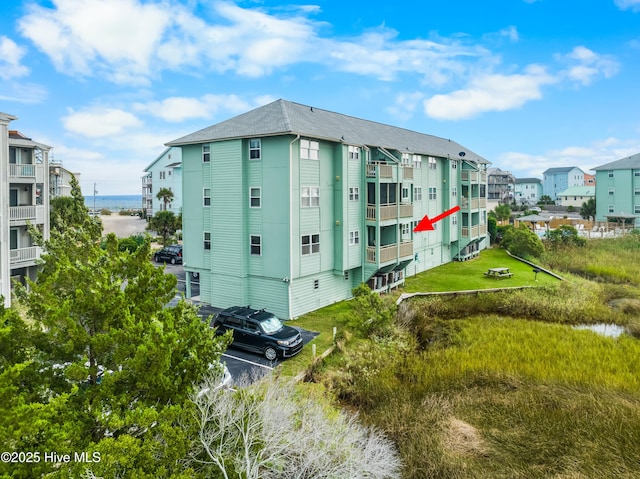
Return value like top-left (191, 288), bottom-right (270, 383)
top-left (93, 183), bottom-right (97, 213)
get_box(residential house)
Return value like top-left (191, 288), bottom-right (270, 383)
top-left (556, 186), bottom-right (595, 208)
top-left (514, 177), bottom-right (542, 206)
top-left (0, 113), bottom-right (51, 306)
top-left (166, 100), bottom-right (489, 319)
top-left (487, 167), bottom-right (515, 208)
top-left (584, 173), bottom-right (595, 186)
top-left (49, 159), bottom-right (79, 199)
top-left (142, 146), bottom-right (182, 217)
top-left (542, 166), bottom-right (584, 200)
top-left (592, 153), bottom-right (640, 227)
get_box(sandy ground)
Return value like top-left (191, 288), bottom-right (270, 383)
top-left (100, 214), bottom-right (149, 237)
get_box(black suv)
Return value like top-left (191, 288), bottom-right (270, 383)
top-left (211, 306), bottom-right (303, 361)
top-left (153, 245), bottom-right (182, 264)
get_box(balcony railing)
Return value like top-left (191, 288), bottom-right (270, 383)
top-left (461, 224), bottom-right (488, 238)
top-left (10, 206), bottom-right (36, 222)
top-left (10, 246), bottom-right (39, 265)
top-left (366, 241), bottom-right (414, 263)
top-left (366, 163), bottom-right (393, 178)
top-left (10, 164), bottom-right (36, 177)
top-left (402, 166), bottom-right (413, 180)
top-left (366, 203), bottom-right (413, 221)
top-left (461, 197), bottom-right (487, 209)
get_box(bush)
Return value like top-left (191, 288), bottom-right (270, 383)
top-left (100, 208), bottom-right (112, 215)
top-left (500, 224), bottom-right (544, 259)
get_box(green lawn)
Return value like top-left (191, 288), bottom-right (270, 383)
top-left (403, 247), bottom-right (559, 292)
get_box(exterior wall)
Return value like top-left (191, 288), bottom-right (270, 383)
top-left (595, 168), bottom-right (640, 226)
top-left (0, 115), bottom-right (12, 307)
top-left (557, 194), bottom-right (594, 208)
top-left (182, 134), bottom-right (488, 318)
top-left (144, 147), bottom-right (182, 215)
top-left (543, 168), bottom-right (584, 200)
top-left (514, 181), bottom-right (542, 205)
top-left (49, 163), bottom-right (77, 199)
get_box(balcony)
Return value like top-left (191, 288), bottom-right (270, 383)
top-left (10, 246), bottom-right (40, 265)
top-left (461, 224), bottom-right (488, 238)
top-left (10, 206), bottom-right (36, 222)
top-left (366, 163), bottom-right (393, 178)
top-left (460, 197), bottom-right (487, 209)
top-left (402, 166), bottom-right (414, 180)
top-left (366, 241), bottom-right (413, 263)
top-left (366, 203), bottom-right (413, 221)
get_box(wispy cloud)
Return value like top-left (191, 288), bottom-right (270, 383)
top-left (0, 36), bottom-right (29, 80)
top-left (423, 65), bottom-right (556, 120)
top-left (614, 0), bottom-right (640, 12)
top-left (62, 106), bottom-right (143, 138)
top-left (133, 94), bottom-right (252, 122)
top-left (556, 46), bottom-right (619, 85)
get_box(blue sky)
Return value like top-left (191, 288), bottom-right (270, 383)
top-left (1, 0), bottom-right (640, 195)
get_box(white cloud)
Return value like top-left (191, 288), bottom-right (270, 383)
top-left (423, 65), bottom-right (556, 120)
top-left (133, 94), bottom-right (253, 122)
top-left (386, 92), bottom-right (425, 121)
top-left (0, 36), bottom-right (29, 80)
top-left (0, 82), bottom-right (47, 104)
top-left (62, 107), bottom-right (142, 138)
top-left (615, 0), bottom-right (640, 12)
top-left (557, 46), bottom-right (619, 85)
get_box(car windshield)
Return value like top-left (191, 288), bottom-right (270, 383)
top-left (259, 315), bottom-right (284, 334)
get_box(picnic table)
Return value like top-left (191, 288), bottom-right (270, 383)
top-left (484, 267), bottom-right (513, 279)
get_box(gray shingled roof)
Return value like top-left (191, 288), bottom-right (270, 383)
top-left (166, 99), bottom-right (489, 164)
top-left (515, 177), bottom-right (541, 184)
top-left (592, 152), bottom-right (640, 171)
top-left (543, 166), bottom-right (583, 174)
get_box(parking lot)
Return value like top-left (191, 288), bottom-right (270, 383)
top-left (155, 261), bottom-right (316, 384)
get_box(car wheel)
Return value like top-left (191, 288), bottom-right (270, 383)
top-left (170, 257), bottom-right (177, 265)
top-left (264, 346), bottom-right (277, 361)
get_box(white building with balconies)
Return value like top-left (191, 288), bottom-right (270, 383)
top-left (0, 113), bottom-right (51, 306)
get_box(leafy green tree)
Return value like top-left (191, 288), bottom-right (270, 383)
top-left (580, 198), bottom-right (596, 221)
top-left (156, 187), bottom-right (175, 211)
top-left (493, 204), bottom-right (512, 224)
top-left (148, 210), bottom-right (180, 245)
top-left (488, 216), bottom-right (498, 243)
top-left (500, 224), bottom-right (544, 259)
top-left (49, 174), bottom-right (102, 239)
top-left (348, 284), bottom-right (397, 337)
top-left (538, 195), bottom-right (555, 205)
top-left (545, 225), bottom-right (586, 248)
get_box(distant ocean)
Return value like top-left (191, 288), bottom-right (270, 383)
top-left (84, 195), bottom-right (142, 212)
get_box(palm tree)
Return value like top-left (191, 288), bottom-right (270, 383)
top-left (156, 187), bottom-right (174, 211)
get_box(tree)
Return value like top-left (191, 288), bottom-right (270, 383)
top-left (580, 198), bottom-right (596, 221)
top-left (538, 195), bottom-right (555, 205)
top-left (156, 187), bottom-right (174, 211)
top-left (488, 216), bottom-right (498, 243)
top-left (187, 372), bottom-right (402, 479)
top-left (148, 210), bottom-right (180, 245)
top-left (49, 174), bottom-right (101, 239)
top-left (545, 225), bottom-right (586, 248)
top-left (348, 284), bottom-right (397, 337)
top-left (493, 204), bottom-right (512, 224)
top-left (500, 224), bottom-right (544, 259)
top-left (3, 205), bottom-right (230, 477)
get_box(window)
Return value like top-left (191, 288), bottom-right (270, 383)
top-left (608, 205), bottom-right (614, 213)
top-left (401, 186), bottom-right (410, 202)
top-left (301, 187), bottom-right (320, 207)
top-left (414, 187), bottom-right (422, 201)
top-left (428, 187), bottom-right (437, 200)
top-left (608, 187), bottom-right (615, 196)
top-left (301, 234), bottom-right (320, 255)
top-left (348, 145), bottom-right (360, 160)
top-left (401, 223), bottom-right (410, 236)
top-left (204, 232), bottom-right (211, 250)
top-left (203, 188), bottom-right (211, 206)
top-left (413, 155), bottom-right (422, 168)
top-left (250, 187), bottom-right (261, 208)
top-left (608, 170), bottom-right (614, 178)
top-left (428, 156), bottom-right (437, 170)
top-left (451, 161), bottom-right (457, 169)
top-left (635, 170), bottom-right (640, 177)
top-left (452, 215), bottom-right (458, 225)
top-left (402, 153), bottom-right (412, 165)
top-left (635, 205), bottom-right (640, 214)
top-left (250, 235), bottom-right (262, 256)
top-left (249, 139), bottom-right (261, 160)
top-left (349, 187), bottom-right (359, 201)
top-left (349, 230), bottom-right (359, 245)
top-left (451, 186), bottom-right (457, 197)
top-left (635, 188), bottom-right (640, 196)
top-left (300, 139), bottom-right (319, 160)
top-left (202, 145), bottom-right (210, 162)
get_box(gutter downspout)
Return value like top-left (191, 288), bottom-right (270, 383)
top-left (288, 135), bottom-right (300, 319)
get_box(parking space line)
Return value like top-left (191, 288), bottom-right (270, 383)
top-left (221, 353), bottom-right (274, 370)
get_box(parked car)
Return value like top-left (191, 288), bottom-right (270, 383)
top-left (210, 306), bottom-right (303, 360)
top-left (154, 245), bottom-right (182, 264)
top-left (530, 206), bottom-right (542, 213)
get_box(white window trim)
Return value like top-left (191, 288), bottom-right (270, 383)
top-left (249, 138), bottom-right (261, 160)
top-left (349, 187), bottom-right (360, 201)
top-left (301, 234), bottom-right (320, 255)
top-left (250, 187), bottom-right (261, 208)
top-left (202, 144), bottom-right (210, 163)
top-left (250, 234), bottom-right (262, 256)
top-left (300, 139), bottom-right (319, 160)
top-left (204, 231), bottom-right (211, 250)
top-left (349, 230), bottom-right (360, 245)
top-left (301, 186), bottom-right (320, 208)
top-left (203, 188), bottom-right (211, 207)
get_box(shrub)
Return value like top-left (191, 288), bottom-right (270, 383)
top-left (100, 208), bottom-right (112, 215)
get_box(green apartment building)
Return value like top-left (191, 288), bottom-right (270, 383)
top-left (167, 100), bottom-right (489, 319)
top-left (593, 152), bottom-right (640, 227)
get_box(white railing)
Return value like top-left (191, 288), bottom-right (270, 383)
top-left (366, 204), bottom-right (413, 221)
top-left (10, 246), bottom-right (39, 265)
top-left (366, 241), bottom-right (414, 263)
top-left (9, 206), bottom-right (36, 221)
top-left (9, 164), bottom-right (38, 177)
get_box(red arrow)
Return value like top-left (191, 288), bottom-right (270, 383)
top-left (413, 205), bottom-right (461, 232)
